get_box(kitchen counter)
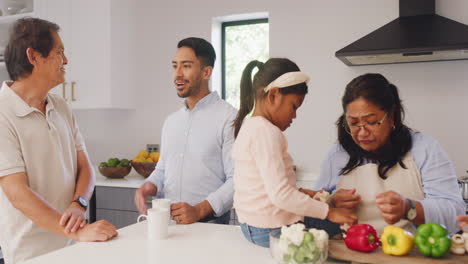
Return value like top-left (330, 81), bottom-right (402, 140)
top-left (95, 166), bottom-right (146, 189)
top-left (94, 166), bottom-right (318, 189)
top-left (24, 222), bottom-right (346, 264)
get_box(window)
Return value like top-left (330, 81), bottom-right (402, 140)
top-left (222, 19), bottom-right (269, 109)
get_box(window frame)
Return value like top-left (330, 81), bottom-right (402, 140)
top-left (221, 18), bottom-right (268, 100)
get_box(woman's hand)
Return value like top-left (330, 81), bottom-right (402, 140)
top-left (331, 188), bottom-right (361, 210)
top-left (456, 215), bottom-right (468, 230)
top-left (375, 191), bottom-right (406, 224)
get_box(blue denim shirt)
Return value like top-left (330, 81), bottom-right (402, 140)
top-left (147, 92), bottom-right (237, 216)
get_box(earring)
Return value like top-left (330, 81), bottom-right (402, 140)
top-left (392, 125), bottom-right (396, 130)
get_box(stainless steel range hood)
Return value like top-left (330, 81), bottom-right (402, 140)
top-left (336, 0), bottom-right (468, 66)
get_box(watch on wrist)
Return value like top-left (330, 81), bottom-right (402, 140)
top-left (73, 196), bottom-right (88, 209)
top-left (406, 199), bottom-right (417, 221)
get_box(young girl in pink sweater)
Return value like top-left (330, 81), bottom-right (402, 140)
top-left (232, 58), bottom-right (357, 248)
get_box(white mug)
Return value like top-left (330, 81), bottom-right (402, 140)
top-left (152, 198), bottom-right (173, 223)
top-left (152, 198), bottom-right (171, 210)
top-left (137, 207), bottom-right (169, 239)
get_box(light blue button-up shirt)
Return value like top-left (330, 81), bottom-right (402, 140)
top-left (147, 92), bottom-right (237, 216)
top-left (316, 131), bottom-right (465, 234)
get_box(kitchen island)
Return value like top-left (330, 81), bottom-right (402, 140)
top-left (23, 222), bottom-right (345, 264)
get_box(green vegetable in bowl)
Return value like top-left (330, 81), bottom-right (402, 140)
top-left (107, 158), bottom-right (120, 167)
top-left (284, 232), bottom-right (320, 264)
top-left (99, 162), bottom-right (108, 167)
top-left (278, 224), bottom-right (327, 264)
top-left (120, 159), bottom-right (130, 167)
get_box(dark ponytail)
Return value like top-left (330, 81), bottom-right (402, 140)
top-left (233, 60), bottom-right (264, 138)
top-left (233, 58), bottom-right (308, 138)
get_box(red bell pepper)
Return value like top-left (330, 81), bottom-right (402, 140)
top-left (344, 224), bottom-right (380, 253)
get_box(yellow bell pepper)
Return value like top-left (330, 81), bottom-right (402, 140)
top-left (381, 225), bottom-right (414, 256)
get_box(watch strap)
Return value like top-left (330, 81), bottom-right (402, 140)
top-left (73, 196), bottom-right (88, 209)
top-left (406, 199), bottom-right (417, 220)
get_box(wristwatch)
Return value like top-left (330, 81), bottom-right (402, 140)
top-left (406, 199), bottom-right (417, 221)
top-left (73, 196), bottom-right (89, 210)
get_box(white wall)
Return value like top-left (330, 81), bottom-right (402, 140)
top-left (74, 0), bottom-right (468, 180)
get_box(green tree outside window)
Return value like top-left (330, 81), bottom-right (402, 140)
top-left (224, 21), bottom-right (269, 109)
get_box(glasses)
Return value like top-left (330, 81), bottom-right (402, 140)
top-left (344, 113), bottom-right (388, 134)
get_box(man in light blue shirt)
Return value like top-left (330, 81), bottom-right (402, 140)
top-left (134, 37), bottom-right (237, 224)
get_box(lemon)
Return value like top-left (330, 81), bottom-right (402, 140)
top-left (145, 158), bottom-right (154, 163)
top-left (137, 150), bottom-right (149, 159)
top-left (133, 156), bottom-right (146, 163)
top-left (150, 152), bottom-right (160, 162)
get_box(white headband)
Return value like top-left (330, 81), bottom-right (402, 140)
top-left (264, 71), bottom-right (310, 92)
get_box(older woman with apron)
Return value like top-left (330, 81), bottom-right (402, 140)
top-left (315, 73), bottom-right (465, 235)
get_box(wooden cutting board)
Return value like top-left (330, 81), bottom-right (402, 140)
top-left (328, 239), bottom-right (468, 264)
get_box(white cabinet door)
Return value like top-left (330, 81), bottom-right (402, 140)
top-left (66, 0), bottom-right (111, 109)
top-left (39, 0), bottom-right (72, 99)
top-left (33, 0), bottom-right (133, 109)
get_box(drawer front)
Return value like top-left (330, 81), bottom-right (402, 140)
top-left (96, 186), bottom-right (137, 211)
top-left (96, 209), bottom-right (139, 229)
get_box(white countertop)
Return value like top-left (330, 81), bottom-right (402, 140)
top-left (94, 167), bottom-right (318, 190)
top-left (24, 222), bottom-right (345, 264)
top-left (95, 166), bottom-right (146, 188)
top-left (24, 222), bottom-right (273, 264)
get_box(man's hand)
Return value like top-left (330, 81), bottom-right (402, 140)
top-left (170, 202), bottom-right (201, 224)
top-left (72, 220), bottom-right (118, 242)
top-left (331, 188), bottom-right (361, 210)
top-left (60, 202), bottom-right (86, 233)
top-left (134, 182), bottom-right (157, 214)
top-left (375, 190), bottom-right (406, 224)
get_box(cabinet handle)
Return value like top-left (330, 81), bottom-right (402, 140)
top-left (62, 82), bottom-right (68, 101)
top-left (71, 81), bottom-right (77, 101)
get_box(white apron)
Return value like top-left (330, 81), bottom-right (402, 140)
top-left (336, 152), bottom-right (425, 234)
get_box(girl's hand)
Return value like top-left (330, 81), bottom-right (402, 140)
top-left (327, 207), bottom-right (358, 225)
top-left (298, 188), bottom-right (318, 198)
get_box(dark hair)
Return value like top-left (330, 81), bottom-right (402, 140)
top-left (233, 58), bottom-right (308, 137)
top-left (5, 17), bottom-right (60, 81)
top-left (177, 37), bottom-right (216, 67)
top-left (337, 73), bottom-right (412, 179)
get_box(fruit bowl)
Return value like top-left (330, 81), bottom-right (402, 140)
top-left (270, 225), bottom-right (328, 264)
top-left (98, 165), bottom-right (132, 179)
top-left (131, 161), bottom-right (157, 178)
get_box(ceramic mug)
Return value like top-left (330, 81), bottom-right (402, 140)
top-left (152, 198), bottom-right (171, 210)
top-left (137, 207), bottom-right (169, 239)
top-left (152, 198), bottom-right (176, 224)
